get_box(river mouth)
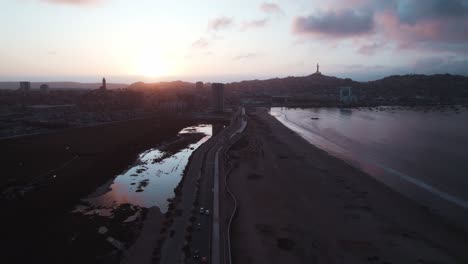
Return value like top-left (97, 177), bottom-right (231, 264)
top-left (74, 124), bottom-right (212, 216)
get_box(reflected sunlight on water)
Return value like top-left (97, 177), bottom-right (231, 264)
top-left (270, 106), bottom-right (468, 206)
top-left (77, 124), bottom-right (212, 214)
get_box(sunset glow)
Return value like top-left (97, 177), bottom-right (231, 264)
top-left (0, 0), bottom-right (466, 83)
top-left (134, 51), bottom-right (171, 78)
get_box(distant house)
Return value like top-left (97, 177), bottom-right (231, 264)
top-left (339, 87), bottom-right (357, 104)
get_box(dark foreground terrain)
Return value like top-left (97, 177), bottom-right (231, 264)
top-left (0, 115), bottom-right (194, 263)
top-left (226, 108), bottom-right (468, 264)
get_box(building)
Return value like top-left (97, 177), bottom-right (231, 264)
top-left (196, 81), bottom-right (204, 89)
top-left (212, 83), bottom-right (224, 112)
top-left (339, 86), bottom-right (357, 105)
top-left (40, 84), bottom-right (49, 93)
top-left (100, 77), bottom-right (107, 91)
top-left (19, 81), bottom-right (31, 92)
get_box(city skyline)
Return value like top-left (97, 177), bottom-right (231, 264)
top-left (1, 0), bottom-right (467, 83)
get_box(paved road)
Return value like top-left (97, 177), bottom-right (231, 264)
top-left (164, 107), bottom-right (244, 264)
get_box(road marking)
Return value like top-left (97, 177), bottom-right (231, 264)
top-left (212, 146), bottom-right (222, 264)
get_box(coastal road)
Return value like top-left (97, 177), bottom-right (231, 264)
top-left (183, 107), bottom-right (245, 264)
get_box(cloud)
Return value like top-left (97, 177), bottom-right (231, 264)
top-left (261, 2), bottom-right (284, 15)
top-left (233, 53), bottom-right (259, 60)
top-left (241, 18), bottom-right (268, 30)
top-left (377, 11), bottom-right (468, 49)
top-left (292, 0), bottom-right (468, 54)
top-left (208, 16), bottom-right (234, 31)
top-left (357, 42), bottom-right (385, 56)
top-left (292, 9), bottom-right (374, 37)
top-left (410, 56), bottom-right (468, 75)
top-left (396, 0), bottom-right (468, 25)
top-left (192, 38), bottom-right (209, 49)
top-left (43, 0), bottom-right (102, 5)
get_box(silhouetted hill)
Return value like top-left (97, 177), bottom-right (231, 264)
top-left (227, 73), bottom-right (468, 97)
top-left (356, 74), bottom-right (468, 99)
top-left (128, 80), bottom-right (194, 90)
top-left (0, 82), bottom-right (128, 90)
top-left (226, 73), bottom-right (356, 94)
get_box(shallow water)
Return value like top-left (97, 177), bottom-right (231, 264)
top-left (270, 106), bottom-right (468, 208)
top-left (77, 124), bottom-right (212, 214)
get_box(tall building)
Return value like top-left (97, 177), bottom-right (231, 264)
top-left (212, 83), bottom-right (224, 112)
top-left (19, 81), bottom-right (31, 92)
top-left (196, 81), bottom-right (204, 90)
top-left (100, 77), bottom-right (107, 91)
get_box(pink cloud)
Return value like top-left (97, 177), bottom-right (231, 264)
top-left (208, 16), bottom-right (234, 31)
top-left (261, 2), bottom-right (284, 15)
top-left (192, 38), bottom-right (209, 49)
top-left (292, 0), bottom-right (468, 54)
top-left (44, 0), bottom-right (102, 5)
top-left (376, 11), bottom-right (468, 49)
top-left (241, 18), bottom-right (268, 31)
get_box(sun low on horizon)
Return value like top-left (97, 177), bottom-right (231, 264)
top-left (133, 52), bottom-right (172, 79)
top-left (0, 0), bottom-right (467, 83)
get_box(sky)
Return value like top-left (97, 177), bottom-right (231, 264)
top-left (0, 0), bottom-right (467, 83)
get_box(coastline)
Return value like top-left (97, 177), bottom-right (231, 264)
top-left (270, 106), bottom-right (468, 231)
top-left (226, 107), bottom-right (468, 263)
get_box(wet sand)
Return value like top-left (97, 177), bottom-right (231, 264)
top-left (227, 107), bottom-right (468, 264)
top-left (0, 115), bottom-right (194, 263)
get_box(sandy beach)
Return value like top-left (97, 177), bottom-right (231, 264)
top-left (226, 107), bottom-right (468, 264)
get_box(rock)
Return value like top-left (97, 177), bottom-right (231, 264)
top-left (98, 226), bottom-right (108, 234)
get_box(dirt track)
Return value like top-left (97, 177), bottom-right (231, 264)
top-left (227, 108), bottom-right (468, 264)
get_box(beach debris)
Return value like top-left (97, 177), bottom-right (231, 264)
top-left (98, 226), bottom-right (109, 234)
top-left (106, 236), bottom-right (124, 250)
top-left (123, 210), bottom-right (141, 223)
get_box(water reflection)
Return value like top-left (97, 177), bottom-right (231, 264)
top-left (270, 107), bottom-right (468, 205)
top-left (77, 124), bottom-right (212, 214)
top-left (339, 108), bottom-right (352, 117)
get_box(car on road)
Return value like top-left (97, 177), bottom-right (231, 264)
top-left (201, 256), bottom-right (207, 263)
top-left (205, 209), bottom-right (210, 215)
top-left (199, 207), bottom-right (204, 214)
top-left (193, 249), bottom-right (200, 259)
top-left (196, 222), bottom-right (201, 230)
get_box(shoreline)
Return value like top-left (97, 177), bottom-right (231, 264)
top-left (270, 106), bottom-right (468, 232)
top-left (226, 107), bottom-right (468, 263)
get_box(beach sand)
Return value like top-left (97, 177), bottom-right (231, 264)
top-left (227, 107), bottom-right (468, 264)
